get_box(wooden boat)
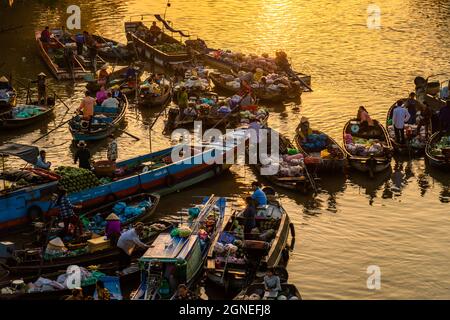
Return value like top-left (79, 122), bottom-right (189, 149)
top-left (205, 195), bottom-right (294, 291)
top-left (91, 34), bottom-right (133, 61)
top-left (0, 261), bottom-right (138, 301)
top-left (294, 129), bottom-right (346, 171)
top-left (131, 196), bottom-right (227, 300)
top-left (342, 119), bottom-right (393, 173)
top-left (0, 97), bottom-right (56, 129)
top-left (125, 17), bottom-right (190, 67)
top-left (2, 220), bottom-right (173, 275)
top-left (209, 73), bottom-right (300, 103)
top-left (385, 99), bottom-right (431, 154)
top-left (35, 31), bottom-right (90, 80)
top-left (250, 128), bottom-right (314, 193)
top-left (234, 282), bottom-right (301, 300)
top-left (138, 77), bottom-right (172, 108)
top-left (60, 193), bottom-right (160, 236)
top-left (202, 52), bottom-right (311, 88)
top-left (0, 129), bottom-right (249, 232)
top-left (425, 131), bottom-right (450, 170)
top-left (69, 95), bottom-right (128, 142)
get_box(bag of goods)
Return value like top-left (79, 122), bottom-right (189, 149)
top-left (112, 202), bottom-right (127, 214)
top-left (344, 133), bottom-right (353, 145)
top-left (287, 148), bottom-right (299, 155)
top-left (218, 231), bottom-right (236, 244)
top-left (214, 242), bottom-right (225, 254)
top-left (188, 207), bottom-right (201, 218)
top-left (224, 243), bottom-right (238, 254)
top-left (177, 226), bottom-right (192, 238)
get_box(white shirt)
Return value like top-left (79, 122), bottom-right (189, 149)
top-left (392, 105), bottom-right (410, 129)
top-left (117, 228), bottom-right (147, 255)
top-left (101, 97), bottom-right (119, 109)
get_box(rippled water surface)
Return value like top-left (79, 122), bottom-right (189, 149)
top-left (1, 0), bottom-right (449, 299)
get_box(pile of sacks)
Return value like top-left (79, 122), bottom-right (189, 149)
top-left (210, 50), bottom-right (280, 74)
top-left (301, 133), bottom-right (328, 152)
top-left (265, 153), bottom-right (305, 177)
top-left (344, 134), bottom-right (385, 156)
top-left (12, 105), bottom-right (46, 119)
top-left (239, 107), bottom-right (268, 124)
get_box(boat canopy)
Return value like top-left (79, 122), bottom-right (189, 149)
top-left (0, 143), bottom-right (39, 165)
top-left (154, 14), bottom-right (189, 37)
top-left (140, 233), bottom-right (199, 263)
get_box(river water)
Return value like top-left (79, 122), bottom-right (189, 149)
top-left (1, 0), bottom-right (449, 299)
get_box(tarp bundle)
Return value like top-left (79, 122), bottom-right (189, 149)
top-left (0, 143), bottom-right (39, 165)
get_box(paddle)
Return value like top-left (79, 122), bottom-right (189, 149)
top-left (116, 128), bottom-right (140, 141)
top-left (33, 118), bottom-right (71, 143)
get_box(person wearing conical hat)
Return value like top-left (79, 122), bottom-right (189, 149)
top-left (0, 76), bottom-right (13, 91)
top-left (74, 140), bottom-right (91, 170)
top-left (45, 237), bottom-right (68, 256)
top-left (105, 213), bottom-right (121, 246)
top-left (31, 73), bottom-right (47, 105)
top-left (296, 116), bottom-right (313, 141)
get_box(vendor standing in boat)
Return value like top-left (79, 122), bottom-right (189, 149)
top-left (242, 196), bottom-right (257, 238)
top-left (105, 213), bottom-right (121, 246)
top-left (40, 26), bottom-right (53, 51)
top-left (74, 140), bottom-right (91, 170)
top-left (251, 181), bottom-right (267, 207)
top-left (404, 92), bottom-right (419, 125)
top-left (32, 73), bottom-right (47, 105)
top-left (84, 31), bottom-right (98, 72)
top-left (117, 222), bottom-right (149, 268)
top-left (35, 150), bottom-right (51, 170)
top-left (0, 76), bottom-right (13, 91)
top-left (392, 100), bottom-right (410, 144)
top-left (56, 187), bottom-right (83, 238)
top-left (107, 134), bottom-right (118, 163)
top-left (149, 21), bottom-right (162, 44)
top-left (417, 102), bottom-right (432, 139)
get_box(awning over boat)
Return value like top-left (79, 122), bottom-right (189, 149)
top-left (154, 14), bottom-right (189, 37)
top-left (0, 143), bottom-right (39, 165)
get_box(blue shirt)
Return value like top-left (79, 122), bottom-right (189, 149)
top-left (35, 156), bottom-right (51, 170)
top-left (251, 188), bottom-right (267, 206)
top-left (392, 105), bottom-right (410, 129)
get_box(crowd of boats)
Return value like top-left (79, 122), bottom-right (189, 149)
top-left (0, 14), bottom-right (449, 301)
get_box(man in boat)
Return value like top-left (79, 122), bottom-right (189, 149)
top-left (77, 91), bottom-right (95, 130)
top-left (149, 21), bottom-right (162, 44)
top-left (35, 150), bottom-right (51, 170)
top-left (74, 140), bottom-right (91, 170)
top-left (175, 284), bottom-right (198, 300)
top-left (392, 100), bottom-right (410, 144)
top-left (63, 43), bottom-right (75, 75)
top-left (404, 92), bottom-right (420, 125)
top-left (263, 268), bottom-right (282, 299)
top-left (107, 134), bottom-right (118, 163)
top-left (102, 91), bottom-right (119, 109)
top-left (31, 73), bottom-right (47, 105)
top-left (242, 196), bottom-right (257, 238)
top-left (117, 222), bottom-right (149, 268)
top-left (417, 102), bottom-right (432, 139)
top-left (40, 26), bottom-right (52, 51)
top-left (439, 100), bottom-right (450, 131)
top-left (75, 32), bottom-right (85, 55)
top-left (251, 181), bottom-right (267, 207)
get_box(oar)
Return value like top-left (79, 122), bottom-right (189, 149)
top-left (116, 128), bottom-right (140, 141)
top-left (286, 68), bottom-right (313, 92)
top-left (33, 118), bottom-right (71, 143)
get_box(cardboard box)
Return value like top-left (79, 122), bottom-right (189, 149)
top-left (87, 237), bottom-right (111, 253)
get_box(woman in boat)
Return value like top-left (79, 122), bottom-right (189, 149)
top-left (96, 280), bottom-right (111, 300)
top-left (296, 116), bottom-right (313, 141)
top-left (98, 66), bottom-right (110, 86)
top-left (74, 140), bottom-right (91, 170)
top-left (404, 92), bottom-right (418, 125)
top-left (31, 73), bottom-right (47, 105)
top-left (357, 106), bottom-right (374, 129)
top-left (105, 213), bottom-right (121, 246)
top-left (96, 86), bottom-right (108, 105)
top-left (263, 267), bottom-right (282, 299)
top-left (56, 187), bottom-right (83, 238)
top-left (102, 91), bottom-right (119, 110)
top-left (242, 196), bottom-right (257, 238)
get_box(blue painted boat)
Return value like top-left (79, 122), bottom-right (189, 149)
top-left (0, 129), bottom-right (249, 232)
top-left (131, 195), bottom-right (227, 300)
top-left (68, 95), bottom-right (128, 142)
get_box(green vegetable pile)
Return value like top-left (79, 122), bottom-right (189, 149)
top-left (55, 166), bottom-right (101, 194)
top-left (154, 43), bottom-right (186, 54)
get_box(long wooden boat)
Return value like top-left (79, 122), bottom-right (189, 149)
top-left (131, 195), bottom-right (227, 300)
top-left (0, 98), bottom-right (56, 129)
top-left (138, 78), bottom-right (172, 108)
top-left (385, 99), bottom-right (431, 154)
top-left (234, 282), bottom-right (301, 300)
top-left (69, 95), bottom-right (128, 142)
top-left (35, 31), bottom-right (89, 80)
top-left (0, 261), bottom-right (139, 301)
top-left (342, 119), bottom-right (393, 173)
top-left (294, 129), bottom-right (346, 171)
top-left (202, 52), bottom-right (312, 88)
top-left (2, 220), bottom-right (173, 275)
top-left (209, 73), bottom-right (300, 103)
top-left (0, 129), bottom-right (249, 232)
top-left (425, 131), bottom-right (450, 170)
top-left (206, 196), bottom-right (293, 291)
top-left (250, 128), bottom-right (314, 193)
top-left (125, 19), bottom-right (190, 67)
